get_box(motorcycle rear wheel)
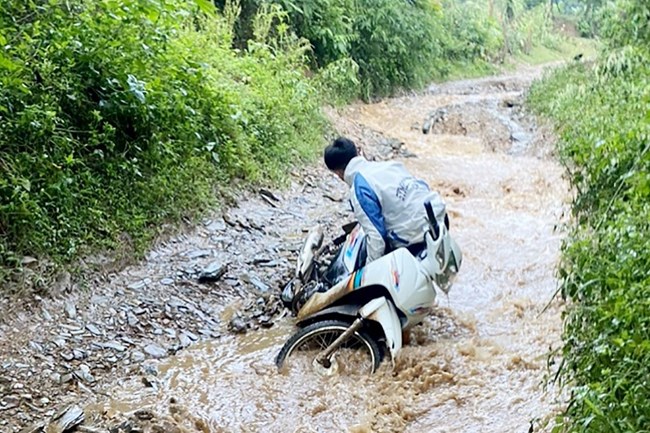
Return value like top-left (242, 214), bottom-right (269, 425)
top-left (276, 319), bottom-right (383, 375)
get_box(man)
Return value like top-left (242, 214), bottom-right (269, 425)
top-left (324, 136), bottom-right (446, 264)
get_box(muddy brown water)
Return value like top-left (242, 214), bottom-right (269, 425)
top-left (94, 68), bottom-right (569, 433)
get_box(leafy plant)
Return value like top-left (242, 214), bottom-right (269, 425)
top-left (0, 0), bottom-right (325, 291)
top-left (528, 32), bottom-right (650, 432)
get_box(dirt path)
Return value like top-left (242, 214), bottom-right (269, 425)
top-left (1, 65), bottom-right (569, 433)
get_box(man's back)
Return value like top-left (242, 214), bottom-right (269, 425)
top-left (343, 156), bottom-right (445, 261)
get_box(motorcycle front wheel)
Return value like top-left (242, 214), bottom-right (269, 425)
top-left (275, 319), bottom-right (383, 375)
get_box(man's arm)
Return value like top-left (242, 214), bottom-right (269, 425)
top-left (351, 174), bottom-right (386, 262)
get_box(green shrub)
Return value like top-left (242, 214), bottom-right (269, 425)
top-left (0, 0), bottom-right (324, 285)
top-left (528, 48), bottom-right (650, 432)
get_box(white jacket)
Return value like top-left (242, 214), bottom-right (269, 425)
top-left (343, 156), bottom-right (446, 262)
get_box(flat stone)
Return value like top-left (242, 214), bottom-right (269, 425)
top-left (143, 344), bottom-right (167, 359)
top-left (198, 261), bottom-right (227, 283)
top-left (205, 219), bottom-right (226, 232)
top-left (72, 349), bottom-right (87, 360)
top-left (48, 405), bottom-right (84, 432)
top-left (181, 330), bottom-right (199, 341)
top-left (134, 409), bottom-right (155, 421)
top-left (127, 312), bottom-right (139, 326)
top-left (29, 341), bottom-right (44, 352)
top-left (75, 364), bottom-right (94, 383)
top-left (59, 373), bottom-right (73, 384)
top-left (90, 295), bottom-right (109, 305)
top-left (228, 317), bottom-right (248, 334)
top-left (127, 279), bottom-right (151, 291)
top-left (178, 334), bottom-right (192, 348)
top-left (64, 301), bottom-right (77, 319)
top-left (131, 351), bottom-right (145, 363)
top-left (102, 341), bottom-right (127, 352)
top-left (241, 274), bottom-right (270, 293)
top-left (21, 256), bottom-right (38, 266)
top-left (187, 249), bottom-right (211, 259)
top-left (86, 324), bottom-right (102, 336)
top-left (160, 278), bottom-right (174, 286)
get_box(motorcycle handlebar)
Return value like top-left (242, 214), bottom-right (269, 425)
top-left (424, 201), bottom-right (440, 240)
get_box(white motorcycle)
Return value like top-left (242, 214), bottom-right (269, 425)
top-left (276, 201), bottom-right (462, 374)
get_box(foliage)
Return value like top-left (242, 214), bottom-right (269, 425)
top-left (0, 0), bottom-right (324, 286)
top-left (220, 0), bottom-right (564, 100)
top-left (528, 38), bottom-right (650, 433)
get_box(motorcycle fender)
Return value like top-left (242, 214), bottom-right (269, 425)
top-left (359, 297), bottom-right (402, 365)
top-left (296, 303), bottom-right (360, 327)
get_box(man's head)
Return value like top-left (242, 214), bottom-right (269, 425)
top-left (324, 137), bottom-right (358, 180)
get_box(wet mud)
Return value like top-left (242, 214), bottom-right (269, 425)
top-left (1, 65), bottom-right (569, 433)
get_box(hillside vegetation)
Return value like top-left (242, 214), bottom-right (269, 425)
top-left (1, 0), bottom-right (565, 291)
top-left (528, 1), bottom-right (650, 431)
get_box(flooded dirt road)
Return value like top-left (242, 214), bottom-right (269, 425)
top-left (1, 66), bottom-right (569, 433)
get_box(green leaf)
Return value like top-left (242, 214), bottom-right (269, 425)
top-left (194, 0), bottom-right (215, 15)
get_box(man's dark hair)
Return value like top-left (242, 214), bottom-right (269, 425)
top-left (324, 137), bottom-right (358, 171)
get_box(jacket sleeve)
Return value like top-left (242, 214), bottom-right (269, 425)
top-left (350, 174), bottom-right (386, 262)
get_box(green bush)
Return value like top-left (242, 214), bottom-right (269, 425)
top-left (528, 47), bottom-right (650, 432)
top-left (0, 0), bottom-right (324, 283)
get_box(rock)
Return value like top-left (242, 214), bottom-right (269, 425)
top-left (52, 272), bottom-right (72, 294)
top-left (151, 421), bottom-right (182, 433)
top-left (178, 334), bottom-right (192, 348)
top-left (141, 375), bottom-right (158, 389)
top-left (60, 373), bottom-right (74, 384)
top-left (53, 338), bottom-right (67, 348)
top-left (259, 188), bottom-right (280, 202)
top-left (64, 301), bottom-right (77, 319)
top-left (41, 307), bottom-right (53, 322)
top-left (75, 364), bottom-right (95, 383)
top-left (160, 278), bottom-right (174, 286)
top-left (127, 312), bottom-right (139, 327)
top-left (511, 131), bottom-right (528, 142)
top-left (73, 349), bottom-right (87, 360)
top-left (61, 352), bottom-right (74, 362)
top-left (86, 324), bottom-right (102, 336)
top-left (143, 344), bottom-right (167, 359)
top-left (241, 274), bottom-right (270, 293)
top-left (187, 249), bottom-right (211, 260)
top-left (197, 261), bottom-right (227, 283)
top-left (131, 351), bottom-right (146, 363)
top-left (181, 330), bottom-right (199, 341)
top-left (90, 295), bottom-right (109, 306)
top-left (134, 409), bottom-right (155, 421)
top-left (21, 256), bottom-right (38, 266)
top-left (127, 279), bottom-right (150, 291)
top-left (258, 315), bottom-right (274, 328)
top-left (258, 260), bottom-right (280, 268)
top-left (48, 405), bottom-right (84, 433)
top-left (102, 341), bottom-right (127, 352)
top-left (205, 218), bottom-right (226, 232)
top-left (228, 317), bottom-right (248, 334)
top-left (259, 194), bottom-right (277, 208)
top-left (223, 214), bottom-right (238, 227)
top-left (1, 394), bottom-right (20, 410)
top-left (29, 341), bottom-right (44, 352)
